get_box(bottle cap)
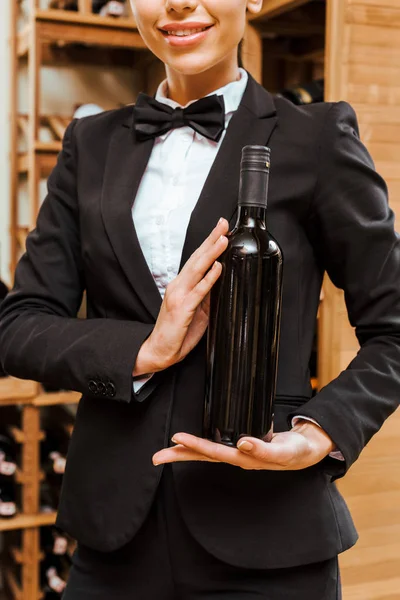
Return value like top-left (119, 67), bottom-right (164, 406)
top-left (241, 145), bottom-right (271, 172)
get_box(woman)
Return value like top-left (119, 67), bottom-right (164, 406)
top-left (1, 0), bottom-right (399, 598)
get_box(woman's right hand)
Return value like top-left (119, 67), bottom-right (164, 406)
top-left (135, 217), bottom-right (229, 374)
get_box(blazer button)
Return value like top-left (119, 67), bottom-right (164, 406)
top-left (106, 382), bottom-right (116, 397)
top-left (97, 382), bottom-right (106, 395)
top-left (88, 380), bottom-right (98, 394)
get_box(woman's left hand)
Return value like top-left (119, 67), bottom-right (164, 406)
top-left (152, 420), bottom-right (336, 471)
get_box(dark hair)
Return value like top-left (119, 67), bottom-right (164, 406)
top-left (238, 38), bottom-right (244, 68)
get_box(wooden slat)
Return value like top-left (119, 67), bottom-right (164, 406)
top-left (38, 19), bottom-right (146, 50)
top-left (10, 547), bottom-right (23, 564)
top-left (352, 104), bottom-right (400, 125)
top-left (364, 142), bottom-right (400, 162)
top-left (78, 0), bottom-right (92, 14)
top-left (0, 511), bottom-right (57, 533)
top-left (344, 44), bottom-right (400, 69)
top-left (349, 23), bottom-right (400, 47)
top-left (32, 390), bottom-right (81, 406)
top-left (0, 377), bottom-right (39, 405)
top-left (349, 0), bottom-right (400, 7)
top-left (15, 468), bottom-right (45, 485)
top-left (348, 63), bottom-right (400, 87)
top-left (35, 140), bottom-right (61, 152)
top-left (249, 0), bottom-right (311, 21)
top-left (8, 427), bottom-right (25, 444)
top-left (358, 122), bottom-right (400, 144)
top-left (46, 115), bottom-right (67, 140)
top-left (347, 83), bottom-right (400, 106)
top-left (17, 24), bottom-right (30, 57)
top-left (341, 576), bottom-right (400, 600)
top-left (40, 8), bottom-right (137, 28)
top-left (242, 22), bottom-right (262, 83)
top-left (355, 523), bottom-right (400, 550)
top-left (375, 161), bottom-right (400, 180)
top-left (347, 4), bottom-right (400, 28)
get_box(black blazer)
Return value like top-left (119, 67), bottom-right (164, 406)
top-left (1, 71), bottom-right (399, 569)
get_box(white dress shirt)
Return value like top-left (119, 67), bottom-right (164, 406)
top-left (131, 69), bottom-right (343, 461)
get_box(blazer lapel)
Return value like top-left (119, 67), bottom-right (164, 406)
top-left (100, 128), bottom-right (163, 321)
top-left (101, 72), bottom-right (278, 323)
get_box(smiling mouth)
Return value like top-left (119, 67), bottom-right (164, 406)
top-left (160, 25), bottom-right (214, 37)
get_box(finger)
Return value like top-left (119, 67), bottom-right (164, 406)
top-left (169, 433), bottom-right (273, 469)
top-left (167, 435), bottom-right (288, 471)
top-left (184, 261), bottom-right (223, 313)
top-left (153, 445), bottom-right (220, 465)
top-left (179, 219), bottom-right (229, 289)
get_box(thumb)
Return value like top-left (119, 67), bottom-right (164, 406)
top-left (236, 436), bottom-right (285, 463)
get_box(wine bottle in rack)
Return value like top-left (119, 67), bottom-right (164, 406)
top-left (0, 432), bottom-right (17, 478)
top-left (93, 0), bottom-right (127, 17)
top-left (203, 146), bottom-right (283, 447)
top-left (41, 526), bottom-right (69, 556)
top-left (40, 553), bottom-right (68, 597)
top-left (41, 429), bottom-right (68, 478)
top-left (277, 79), bottom-right (324, 105)
top-left (0, 481), bottom-right (18, 518)
top-left (40, 482), bottom-right (60, 514)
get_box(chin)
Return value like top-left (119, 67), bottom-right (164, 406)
top-left (166, 58), bottom-right (219, 76)
top-left (165, 50), bottom-right (234, 76)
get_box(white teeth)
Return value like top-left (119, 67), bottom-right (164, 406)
top-left (167, 27), bottom-right (208, 36)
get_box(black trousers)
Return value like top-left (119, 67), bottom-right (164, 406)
top-left (62, 464), bottom-right (341, 599)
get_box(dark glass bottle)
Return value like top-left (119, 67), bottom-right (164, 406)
top-left (203, 146), bottom-right (283, 447)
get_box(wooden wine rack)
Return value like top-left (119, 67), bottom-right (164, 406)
top-left (0, 376), bottom-right (79, 599)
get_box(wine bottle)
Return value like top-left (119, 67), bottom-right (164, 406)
top-left (41, 429), bottom-right (68, 477)
top-left (0, 432), bottom-right (17, 478)
top-left (277, 79), bottom-right (324, 105)
top-left (0, 481), bottom-right (18, 518)
top-left (41, 526), bottom-right (69, 556)
top-left (40, 553), bottom-right (67, 596)
top-left (203, 146), bottom-right (283, 447)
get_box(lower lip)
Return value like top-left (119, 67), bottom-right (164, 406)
top-left (160, 26), bottom-right (213, 47)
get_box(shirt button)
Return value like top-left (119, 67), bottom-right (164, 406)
top-left (156, 216), bottom-right (165, 225)
top-left (167, 266), bottom-right (174, 273)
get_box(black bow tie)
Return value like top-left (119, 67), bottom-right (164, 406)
top-left (132, 92), bottom-right (226, 142)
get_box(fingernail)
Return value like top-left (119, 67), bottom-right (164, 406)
top-left (238, 441), bottom-right (253, 452)
top-left (218, 217), bottom-right (224, 225)
top-left (171, 437), bottom-right (179, 444)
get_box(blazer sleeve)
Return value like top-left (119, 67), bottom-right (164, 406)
top-left (0, 119), bottom-right (159, 405)
top-left (288, 101), bottom-right (400, 480)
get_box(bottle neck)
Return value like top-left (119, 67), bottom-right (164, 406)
top-left (238, 167), bottom-right (269, 208)
top-left (237, 167), bottom-right (269, 227)
top-left (235, 205), bottom-right (267, 228)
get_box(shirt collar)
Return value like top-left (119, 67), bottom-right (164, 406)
top-left (154, 68), bottom-right (248, 141)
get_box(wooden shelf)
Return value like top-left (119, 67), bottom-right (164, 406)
top-left (33, 390), bottom-right (81, 407)
top-left (0, 511), bottom-right (57, 533)
top-left (0, 377), bottom-right (81, 407)
top-left (249, 0), bottom-right (313, 22)
top-left (18, 150), bottom-right (59, 178)
top-left (17, 9), bottom-right (147, 57)
top-left (0, 377), bottom-right (39, 405)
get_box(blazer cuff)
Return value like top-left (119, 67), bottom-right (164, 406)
top-left (132, 373), bottom-right (155, 394)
